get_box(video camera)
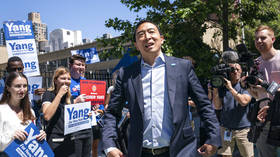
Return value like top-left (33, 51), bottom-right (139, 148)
top-left (236, 43), bottom-right (259, 84)
top-left (237, 44), bottom-right (280, 146)
top-left (236, 44), bottom-right (280, 95)
top-left (210, 49), bottom-right (240, 88)
top-left (210, 64), bottom-right (234, 88)
top-left (210, 43), bottom-right (280, 93)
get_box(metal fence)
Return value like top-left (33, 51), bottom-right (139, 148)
top-left (42, 70), bottom-right (113, 89)
top-left (0, 69), bottom-right (113, 89)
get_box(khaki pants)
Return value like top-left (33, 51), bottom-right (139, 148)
top-left (218, 127), bottom-right (254, 157)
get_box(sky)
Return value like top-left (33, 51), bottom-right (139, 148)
top-left (0, 0), bottom-right (147, 40)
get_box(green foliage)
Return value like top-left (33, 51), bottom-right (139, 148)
top-left (241, 1), bottom-right (280, 54)
top-left (98, 0), bottom-right (280, 81)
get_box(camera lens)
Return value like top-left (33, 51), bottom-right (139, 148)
top-left (246, 76), bottom-right (258, 85)
top-left (211, 76), bottom-right (224, 88)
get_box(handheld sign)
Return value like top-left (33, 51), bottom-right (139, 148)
top-left (3, 20), bottom-right (40, 77)
top-left (80, 80), bottom-right (106, 105)
top-left (27, 76), bottom-right (42, 102)
top-left (64, 102), bottom-right (92, 135)
top-left (4, 123), bottom-right (54, 157)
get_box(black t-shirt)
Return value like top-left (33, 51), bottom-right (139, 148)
top-left (42, 91), bottom-right (92, 139)
top-left (42, 91), bottom-right (68, 137)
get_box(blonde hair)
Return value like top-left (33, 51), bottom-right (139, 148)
top-left (48, 67), bottom-right (71, 104)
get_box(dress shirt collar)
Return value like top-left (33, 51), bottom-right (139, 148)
top-left (141, 52), bottom-right (165, 68)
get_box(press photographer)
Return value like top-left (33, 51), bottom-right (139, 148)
top-left (235, 43), bottom-right (280, 96)
top-left (212, 52), bottom-right (254, 157)
top-left (234, 39), bottom-right (280, 154)
top-left (245, 25), bottom-right (280, 157)
top-left (210, 63), bottom-right (233, 88)
top-left (210, 50), bottom-right (239, 88)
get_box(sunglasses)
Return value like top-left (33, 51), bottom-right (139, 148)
top-left (9, 67), bottom-right (23, 72)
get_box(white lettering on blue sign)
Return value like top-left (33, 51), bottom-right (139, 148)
top-left (5, 22), bottom-right (32, 33)
top-left (67, 107), bottom-right (90, 120)
top-left (24, 127), bottom-right (37, 145)
top-left (28, 141), bottom-right (47, 157)
top-left (21, 127), bottom-right (48, 157)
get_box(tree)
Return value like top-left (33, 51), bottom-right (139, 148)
top-left (244, 12), bottom-right (280, 55)
top-left (98, 0), bottom-right (280, 81)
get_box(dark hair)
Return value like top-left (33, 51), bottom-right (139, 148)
top-left (133, 20), bottom-right (161, 42)
top-left (6, 56), bottom-right (23, 70)
top-left (69, 54), bottom-right (86, 65)
top-left (0, 72), bottom-right (35, 123)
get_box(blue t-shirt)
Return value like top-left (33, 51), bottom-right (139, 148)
top-left (70, 76), bottom-right (85, 99)
top-left (70, 76), bottom-right (105, 122)
top-left (220, 83), bottom-right (251, 129)
top-left (69, 76), bottom-right (92, 138)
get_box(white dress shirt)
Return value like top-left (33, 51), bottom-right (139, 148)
top-left (141, 53), bottom-right (174, 149)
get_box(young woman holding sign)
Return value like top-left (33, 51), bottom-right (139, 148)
top-left (0, 72), bottom-right (46, 156)
top-left (42, 67), bottom-right (85, 157)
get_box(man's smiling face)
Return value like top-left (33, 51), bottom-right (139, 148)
top-left (134, 22), bottom-right (164, 57)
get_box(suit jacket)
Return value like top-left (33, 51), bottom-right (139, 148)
top-left (102, 54), bottom-right (221, 157)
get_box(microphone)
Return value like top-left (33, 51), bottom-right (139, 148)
top-left (261, 81), bottom-right (280, 96)
top-left (248, 76), bottom-right (280, 95)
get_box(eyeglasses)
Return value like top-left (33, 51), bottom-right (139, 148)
top-left (9, 67), bottom-right (23, 72)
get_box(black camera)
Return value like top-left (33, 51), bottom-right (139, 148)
top-left (210, 64), bottom-right (234, 88)
top-left (247, 98), bottom-right (271, 143)
top-left (236, 44), bottom-right (280, 146)
top-left (235, 44), bottom-right (263, 88)
top-left (253, 80), bottom-right (279, 96)
top-left (235, 44), bottom-right (280, 95)
top-left (242, 61), bottom-right (263, 89)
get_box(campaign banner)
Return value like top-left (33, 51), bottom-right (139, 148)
top-left (27, 76), bottom-right (43, 102)
top-left (64, 102), bottom-right (92, 135)
top-left (3, 21), bottom-right (34, 40)
top-left (80, 80), bottom-right (106, 105)
top-left (71, 47), bottom-right (100, 64)
top-left (3, 20), bottom-right (40, 77)
top-left (4, 123), bottom-right (54, 157)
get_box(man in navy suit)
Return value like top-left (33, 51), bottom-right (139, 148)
top-left (102, 20), bottom-right (221, 157)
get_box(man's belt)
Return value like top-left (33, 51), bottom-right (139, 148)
top-left (142, 147), bottom-right (169, 155)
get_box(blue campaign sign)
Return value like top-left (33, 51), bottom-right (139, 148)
top-left (3, 21), bottom-right (34, 40)
top-left (4, 123), bottom-right (54, 157)
top-left (71, 47), bottom-right (100, 64)
top-left (3, 20), bottom-right (40, 77)
top-left (112, 51), bottom-right (138, 73)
